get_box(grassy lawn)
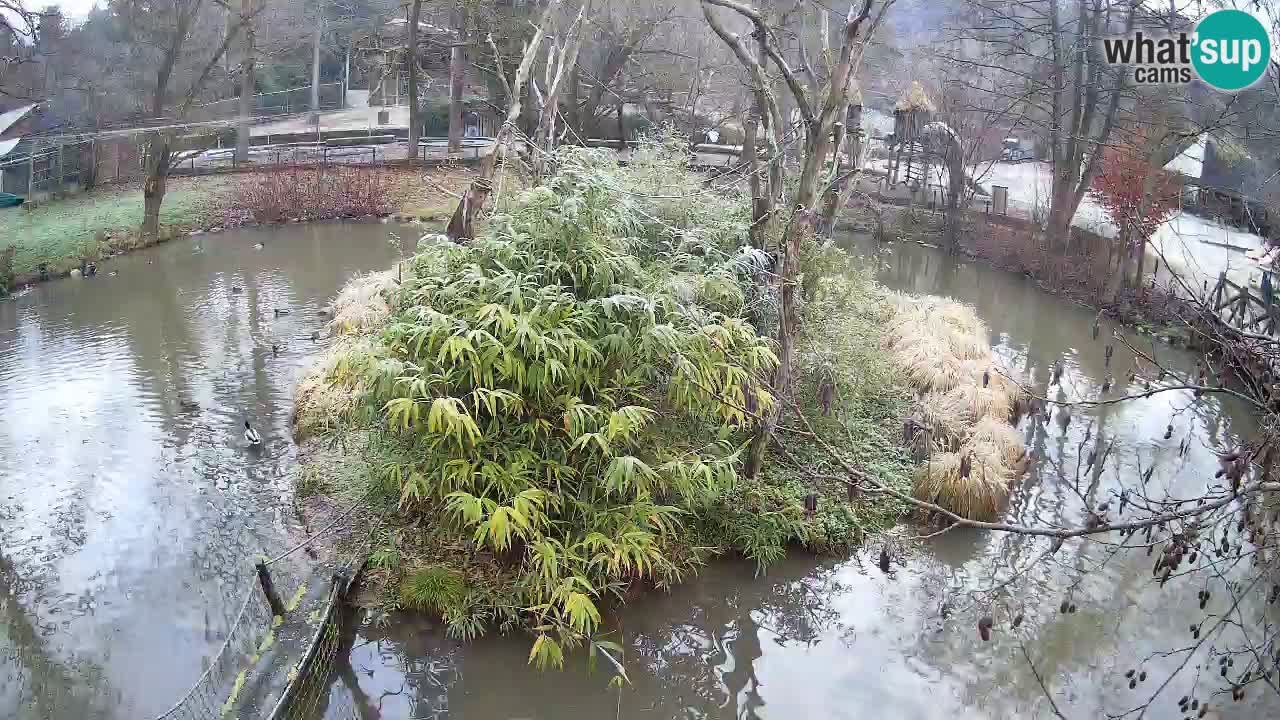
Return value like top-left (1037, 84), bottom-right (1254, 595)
top-left (0, 167), bottom-right (472, 284)
top-left (0, 177), bottom-right (231, 278)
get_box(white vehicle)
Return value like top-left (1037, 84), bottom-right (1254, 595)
top-left (1001, 137), bottom-right (1034, 163)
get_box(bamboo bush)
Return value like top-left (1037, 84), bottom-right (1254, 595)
top-left (332, 145), bottom-right (784, 664)
top-left (296, 139), bottom-right (916, 665)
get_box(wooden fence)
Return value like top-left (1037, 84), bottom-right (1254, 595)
top-left (1210, 271), bottom-right (1279, 336)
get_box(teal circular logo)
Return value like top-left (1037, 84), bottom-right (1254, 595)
top-left (1192, 10), bottom-right (1271, 91)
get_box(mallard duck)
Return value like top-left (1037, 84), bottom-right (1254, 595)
top-left (243, 421), bottom-right (262, 446)
top-left (232, 286), bottom-right (243, 294)
top-left (271, 343), bottom-right (282, 356)
top-left (309, 331), bottom-right (320, 342)
top-left (253, 242), bottom-right (264, 250)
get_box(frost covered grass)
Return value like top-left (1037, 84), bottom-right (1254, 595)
top-left (0, 177), bottom-right (230, 278)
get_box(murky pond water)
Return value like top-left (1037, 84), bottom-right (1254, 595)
top-left (2, 226), bottom-right (1275, 720)
top-left (0, 222), bottom-right (418, 719)
top-left (310, 237), bottom-right (1276, 720)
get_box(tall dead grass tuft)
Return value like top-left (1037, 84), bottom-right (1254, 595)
top-left (912, 452), bottom-right (1009, 522)
top-left (887, 294), bottom-right (1028, 521)
top-left (969, 417), bottom-right (1027, 467)
top-left (331, 271), bottom-right (397, 336)
top-left (294, 346), bottom-right (359, 439)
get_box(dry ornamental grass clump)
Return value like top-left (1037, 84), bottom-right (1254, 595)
top-left (885, 295), bottom-right (1029, 521)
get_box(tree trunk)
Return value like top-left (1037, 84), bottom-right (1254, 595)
top-left (407, 0), bottom-right (423, 159)
top-left (447, 2), bottom-right (467, 154)
top-left (142, 135), bottom-right (171, 239)
top-left (741, 99), bottom-right (765, 249)
top-left (616, 99), bottom-right (625, 142)
top-left (817, 102), bottom-right (864, 235)
top-left (847, 102), bottom-right (863, 165)
top-left (311, 4), bottom-right (322, 112)
top-left (565, 66), bottom-right (580, 141)
top-left (235, 0), bottom-right (256, 164)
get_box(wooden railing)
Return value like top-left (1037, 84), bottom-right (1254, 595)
top-left (1210, 271), bottom-right (1279, 335)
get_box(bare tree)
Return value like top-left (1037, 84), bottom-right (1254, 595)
top-left (0, 0), bottom-right (40, 99)
top-left (701, 0), bottom-right (885, 476)
top-left (111, 0), bottom-right (257, 238)
top-left (446, 0), bottom-right (558, 241)
top-left (531, 2), bottom-right (586, 179)
top-left (943, 0), bottom-right (1132, 244)
top-left (567, 0), bottom-right (675, 139)
top-left (234, 0), bottom-right (259, 163)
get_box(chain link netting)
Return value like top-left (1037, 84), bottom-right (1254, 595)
top-left (154, 571), bottom-right (361, 720)
top-left (151, 579), bottom-right (276, 720)
top-left (267, 577), bottom-right (346, 720)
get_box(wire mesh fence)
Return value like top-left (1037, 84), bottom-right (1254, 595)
top-left (266, 573), bottom-right (354, 720)
top-left (191, 84), bottom-right (345, 124)
top-left (171, 144), bottom-right (386, 175)
top-left (150, 579), bottom-right (277, 720)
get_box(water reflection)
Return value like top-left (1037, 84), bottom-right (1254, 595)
top-left (0, 221), bottom-right (417, 719)
top-left (319, 237), bottom-right (1276, 719)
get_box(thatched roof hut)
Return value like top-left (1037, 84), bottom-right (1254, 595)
top-left (893, 81), bottom-right (935, 145)
top-left (895, 81), bottom-right (936, 112)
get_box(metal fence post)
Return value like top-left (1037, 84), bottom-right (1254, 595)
top-left (255, 559), bottom-right (285, 616)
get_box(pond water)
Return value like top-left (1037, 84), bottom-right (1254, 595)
top-left (0, 222), bottom-right (419, 719)
top-left (1, 225), bottom-right (1275, 720)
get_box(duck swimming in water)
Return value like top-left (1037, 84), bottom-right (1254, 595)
top-left (244, 421), bottom-right (262, 446)
top-left (273, 308), bottom-right (290, 317)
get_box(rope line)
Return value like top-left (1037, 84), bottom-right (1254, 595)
top-left (263, 492), bottom-right (372, 566)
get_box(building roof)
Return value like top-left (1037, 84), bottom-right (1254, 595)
top-left (0, 103), bottom-right (39, 137)
top-left (1163, 133), bottom-right (1205, 179)
top-left (0, 138), bottom-right (20, 159)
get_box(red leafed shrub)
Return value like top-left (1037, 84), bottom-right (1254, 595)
top-left (968, 220), bottom-right (1111, 302)
top-left (236, 165), bottom-right (394, 223)
top-left (1089, 133), bottom-right (1182, 246)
